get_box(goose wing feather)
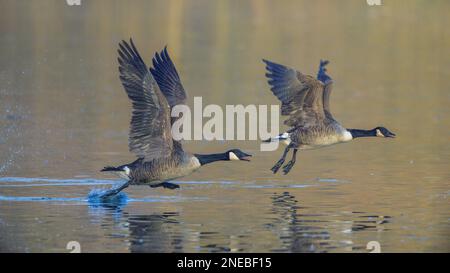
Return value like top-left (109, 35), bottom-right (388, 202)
top-left (150, 47), bottom-right (187, 109)
top-left (149, 46), bottom-right (188, 155)
top-left (118, 39), bottom-right (175, 161)
top-left (263, 59), bottom-right (325, 127)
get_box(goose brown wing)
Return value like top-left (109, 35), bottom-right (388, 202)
top-left (118, 39), bottom-right (174, 161)
top-left (150, 47), bottom-right (187, 109)
top-left (263, 59), bottom-right (325, 127)
top-left (149, 47), bottom-right (188, 154)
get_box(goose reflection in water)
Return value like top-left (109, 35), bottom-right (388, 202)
top-left (87, 198), bottom-right (183, 252)
top-left (266, 192), bottom-right (392, 252)
top-left (266, 192), bottom-right (330, 252)
top-left (85, 192), bottom-right (391, 252)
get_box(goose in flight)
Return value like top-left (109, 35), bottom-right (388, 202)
top-left (100, 39), bottom-right (251, 196)
top-left (262, 59), bottom-right (395, 175)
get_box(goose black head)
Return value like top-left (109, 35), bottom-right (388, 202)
top-left (374, 127), bottom-right (396, 138)
top-left (227, 149), bottom-right (252, 161)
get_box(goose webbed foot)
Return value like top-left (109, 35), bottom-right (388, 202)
top-left (162, 182), bottom-right (180, 189)
top-left (271, 159), bottom-right (285, 174)
top-left (150, 182), bottom-right (180, 190)
top-left (271, 146), bottom-right (293, 174)
top-left (282, 148), bottom-right (298, 175)
top-left (282, 161), bottom-right (296, 175)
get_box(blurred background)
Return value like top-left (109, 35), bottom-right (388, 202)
top-left (0, 0), bottom-right (448, 252)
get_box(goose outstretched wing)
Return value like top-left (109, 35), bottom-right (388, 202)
top-left (118, 39), bottom-right (174, 160)
top-left (263, 59), bottom-right (325, 127)
top-left (149, 47), bottom-right (189, 153)
top-left (150, 47), bottom-right (187, 109)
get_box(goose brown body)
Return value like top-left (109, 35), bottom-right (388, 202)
top-left (125, 153), bottom-right (201, 185)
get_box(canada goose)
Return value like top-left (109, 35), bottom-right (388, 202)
top-left (100, 39), bottom-right (251, 196)
top-left (262, 59), bottom-right (395, 175)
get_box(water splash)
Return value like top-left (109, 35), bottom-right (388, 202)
top-left (87, 188), bottom-right (129, 207)
top-left (87, 183), bottom-right (128, 201)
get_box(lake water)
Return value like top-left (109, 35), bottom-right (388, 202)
top-left (0, 0), bottom-right (449, 252)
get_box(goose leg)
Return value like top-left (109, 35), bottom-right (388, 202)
top-left (271, 146), bottom-right (290, 174)
top-left (101, 181), bottom-right (130, 198)
top-left (282, 149), bottom-right (298, 175)
top-left (150, 182), bottom-right (180, 190)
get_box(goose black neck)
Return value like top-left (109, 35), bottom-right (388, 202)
top-left (194, 152), bottom-right (228, 165)
top-left (347, 128), bottom-right (376, 138)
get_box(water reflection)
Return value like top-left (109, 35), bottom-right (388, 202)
top-left (0, 176), bottom-right (399, 253)
top-left (351, 213), bottom-right (391, 233)
top-left (266, 192), bottom-right (329, 252)
top-left (87, 192), bottom-right (128, 221)
top-left (265, 192), bottom-right (393, 252)
top-left (127, 213), bottom-right (182, 253)
top-left (87, 197), bottom-right (183, 252)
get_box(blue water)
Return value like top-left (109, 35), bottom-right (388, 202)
top-left (0, 176), bottom-right (319, 204)
top-left (0, 174), bottom-right (444, 252)
top-left (0, 177), bottom-right (216, 205)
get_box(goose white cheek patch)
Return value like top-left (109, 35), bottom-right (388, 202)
top-left (376, 129), bottom-right (384, 137)
top-left (229, 152), bottom-right (240, 161)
